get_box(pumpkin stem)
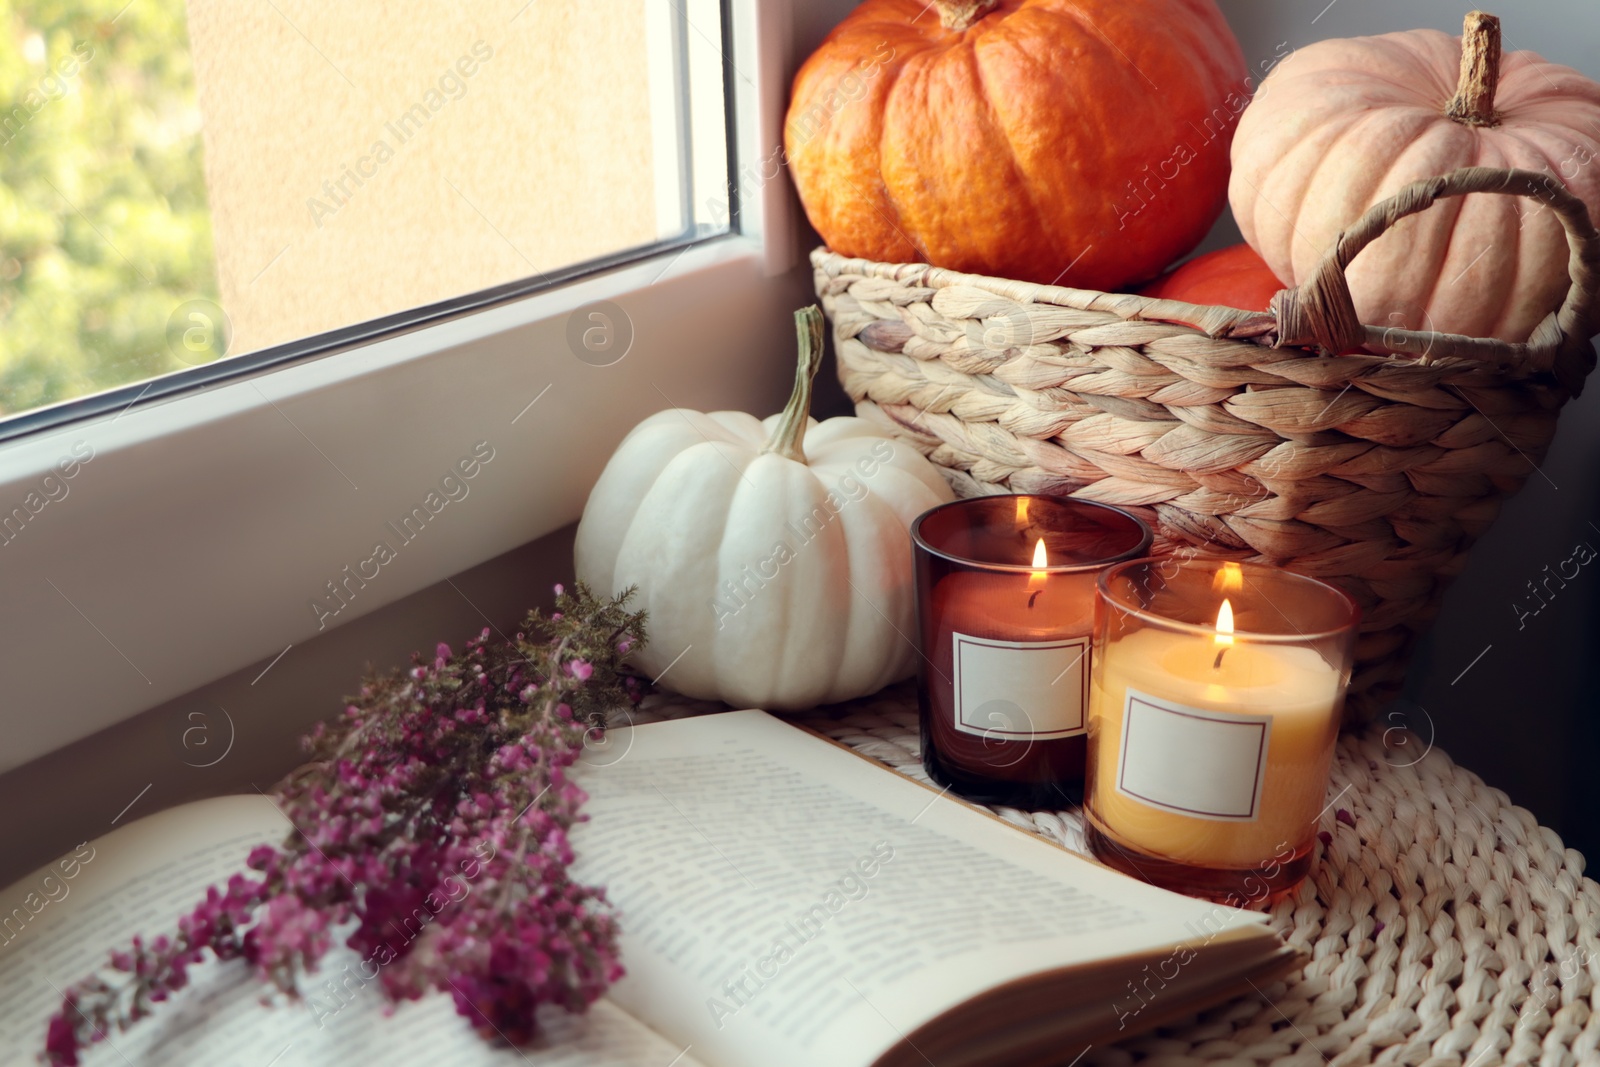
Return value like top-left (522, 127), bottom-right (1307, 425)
top-left (1446, 11), bottom-right (1502, 127)
top-left (761, 306), bottom-right (826, 464)
top-left (932, 0), bottom-right (1000, 33)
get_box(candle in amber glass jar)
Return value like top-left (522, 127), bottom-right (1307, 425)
top-left (911, 496), bottom-right (1150, 809)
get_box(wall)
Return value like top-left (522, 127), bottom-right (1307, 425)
top-left (187, 0), bottom-right (658, 354)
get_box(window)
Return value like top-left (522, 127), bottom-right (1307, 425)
top-left (2, 0), bottom-right (731, 430)
top-left (0, 0), bottom-right (837, 773)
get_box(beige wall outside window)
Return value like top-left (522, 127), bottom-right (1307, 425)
top-left (187, 0), bottom-right (670, 355)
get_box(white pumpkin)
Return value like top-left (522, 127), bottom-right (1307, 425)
top-left (574, 307), bottom-right (954, 710)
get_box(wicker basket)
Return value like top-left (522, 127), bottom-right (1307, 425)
top-left (816, 167), bottom-right (1600, 725)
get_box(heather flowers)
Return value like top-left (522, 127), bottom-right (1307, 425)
top-left (44, 584), bottom-right (647, 1065)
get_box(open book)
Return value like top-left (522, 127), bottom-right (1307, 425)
top-left (0, 711), bottom-right (1300, 1067)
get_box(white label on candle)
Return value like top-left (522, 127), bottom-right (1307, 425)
top-left (1116, 689), bottom-right (1271, 821)
top-left (951, 632), bottom-right (1089, 741)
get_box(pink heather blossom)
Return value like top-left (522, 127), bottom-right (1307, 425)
top-left (45, 583), bottom-right (648, 1065)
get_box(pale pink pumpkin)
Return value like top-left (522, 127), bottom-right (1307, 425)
top-left (1230, 13), bottom-right (1600, 345)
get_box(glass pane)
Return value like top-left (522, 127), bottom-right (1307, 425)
top-left (0, 0), bottom-right (729, 421)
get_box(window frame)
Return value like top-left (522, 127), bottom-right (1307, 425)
top-left (0, 0), bottom-right (825, 773)
top-left (0, 230), bottom-right (719, 446)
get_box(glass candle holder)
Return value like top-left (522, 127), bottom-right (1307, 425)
top-left (912, 495), bottom-right (1151, 810)
top-left (1084, 558), bottom-right (1359, 904)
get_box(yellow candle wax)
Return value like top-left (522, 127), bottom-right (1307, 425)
top-left (1088, 626), bottom-right (1341, 869)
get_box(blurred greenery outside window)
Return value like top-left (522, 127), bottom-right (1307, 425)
top-left (1, 0), bottom-right (221, 418)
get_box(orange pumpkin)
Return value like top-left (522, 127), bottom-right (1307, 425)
top-left (786, 0), bottom-right (1247, 291)
top-left (1138, 243), bottom-right (1284, 310)
top-left (1139, 243), bottom-right (1370, 354)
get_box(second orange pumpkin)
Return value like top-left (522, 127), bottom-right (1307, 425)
top-left (785, 0), bottom-right (1247, 291)
top-left (1139, 243), bottom-right (1284, 310)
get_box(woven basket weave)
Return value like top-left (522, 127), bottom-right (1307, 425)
top-left (816, 167), bottom-right (1600, 725)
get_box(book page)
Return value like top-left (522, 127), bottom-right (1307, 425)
top-left (0, 795), bottom-right (707, 1067)
top-left (570, 711), bottom-right (1273, 1067)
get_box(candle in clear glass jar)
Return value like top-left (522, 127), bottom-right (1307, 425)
top-left (1085, 558), bottom-right (1358, 902)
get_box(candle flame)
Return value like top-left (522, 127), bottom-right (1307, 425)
top-left (1214, 560), bottom-right (1243, 595)
top-left (1026, 537), bottom-right (1048, 600)
top-left (1215, 598), bottom-right (1235, 648)
top-left (1015, 496), bottom-right (1030, 524)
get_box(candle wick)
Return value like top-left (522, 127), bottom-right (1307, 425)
top-left (1028, 590), bottom-right (1041, 609)
top-left (1212, 646), bottom-right (1227, 670)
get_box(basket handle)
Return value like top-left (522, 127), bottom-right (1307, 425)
top-left (1269, 166), bottom-right (1600, 387)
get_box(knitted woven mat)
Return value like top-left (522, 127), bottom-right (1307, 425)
top-left (634, 682), bottom-right (1600, 1066)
